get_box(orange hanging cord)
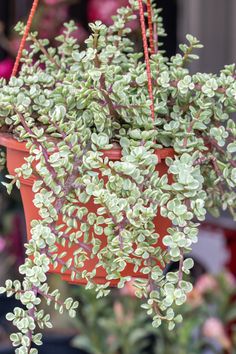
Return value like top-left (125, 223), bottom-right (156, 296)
top-left (146, 0), bottom-right (155, 55)
top-left (138, 0), bottom-right (155, 121)
top-left (11, 0), bottom-right (40, 77)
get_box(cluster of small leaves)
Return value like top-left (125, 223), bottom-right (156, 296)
top-left (0, 149), bottom-right (5, 171)
top-left (0, 265), bottom-right (78, 353)
top-left (0, 0), bottom-right (235, 352)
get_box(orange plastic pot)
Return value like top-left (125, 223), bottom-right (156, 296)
top-left (0, 133), bottom-right (174, 286)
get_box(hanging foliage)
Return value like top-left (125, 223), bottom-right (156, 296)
top-left (0, 0), bottom-right (235, 353)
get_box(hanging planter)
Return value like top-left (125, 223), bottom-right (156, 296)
top-left (0, 0), bottom-right (235, 353)
top-left (0, 133), bottom-right (173, 285)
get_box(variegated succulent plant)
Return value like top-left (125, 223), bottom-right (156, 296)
top-left (0, 0), bottom-right (235, 353)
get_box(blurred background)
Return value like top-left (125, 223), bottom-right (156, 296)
top-left (0, 1), bottom-right (235, 353)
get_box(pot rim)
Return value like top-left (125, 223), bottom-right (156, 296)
top-left (0, 132), bottom-right (175, 160)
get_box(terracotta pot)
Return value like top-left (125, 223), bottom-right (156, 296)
top-left (0, 133), bottom-right (174, 286)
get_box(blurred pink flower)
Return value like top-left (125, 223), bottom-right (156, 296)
top-left (202, 317), bottom-right (225, 337)
top-left (39, 5), bottom-right (69, 39)
top-left (186, 288), bottom-right (203, 307)
top-left (0, 57), bottom-right (14, 79)
top-left (120, 279), bottom-right (136, 297)
top-left (224, 271), bottom-right (236, 288)
top-left (107, 335), bottom-right (117, 347)
top-left (202, 317), bottom-right (231, 350)
top-left (88, 0), bottom-right (126, 25)
top-left (0, 236), bottom-right (6, 252)
top-left (195, 274), bottom-right (218, 295)
top-left (113, 301), bottom-right (124, 325)
top-left (43, 0), bottom-right (64, 5)
top-left (88, 0), bottom-right (138, 29)
top-left (113, 300), bottom-right (134, 325)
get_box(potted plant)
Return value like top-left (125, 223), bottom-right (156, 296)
top-left (0, 0), bottom-right (235, 352)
